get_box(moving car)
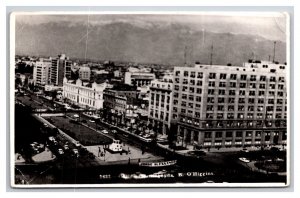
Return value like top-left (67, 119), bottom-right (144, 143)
top-left (101, 130), bottom-right (108, 134)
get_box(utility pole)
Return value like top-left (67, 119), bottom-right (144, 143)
top-left (210, 43), bottom-right (213, 65)
top-left (273, 41), bottom-right (276, 63)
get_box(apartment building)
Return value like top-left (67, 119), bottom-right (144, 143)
top-left (172, 61), bottom-right (287, 148)
top-left (49, 54), bottom-right (72, 86)
top-left (33, 58), bottom-right (52, 86)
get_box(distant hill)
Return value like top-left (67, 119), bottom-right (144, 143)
top-left (15, 21), bottom-right (286, 66)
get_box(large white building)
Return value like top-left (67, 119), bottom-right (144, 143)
top-left (33, 58), bottom-right (52, 86)
top-left (63, 77), bottom-right (112, 109)
top-left (171, 60), bottom-right (287, 149)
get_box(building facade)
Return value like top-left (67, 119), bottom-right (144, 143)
top-left (124, 71), bottom-right (156, 87)
top-left (33, 58), bottom-right (52, 86)
top-left (148, 75), bottom-right (173, 136)
top-left (172, 61), bottom-right (287, 148)
top-left (63, 77), bottom-right (111, 109)
top-left (50, 54), bottom-right (72, 86)
top-left (79, 66), bottom-right (91, 81)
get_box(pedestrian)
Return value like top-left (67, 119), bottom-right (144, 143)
top-left (128, 157), bottom-right (131, 165)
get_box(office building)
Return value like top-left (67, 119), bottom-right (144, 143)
top-left (33, 58), bottom-right (52, 86)
top-left (172, 61), bottom-right (287, 148)
top-left (49, 54), bottom-right (72, 86)
top-left (148, 75), bottom-right (173, 136)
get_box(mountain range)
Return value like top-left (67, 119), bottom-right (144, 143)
top-left (15, 21), bottom-right (286, 66)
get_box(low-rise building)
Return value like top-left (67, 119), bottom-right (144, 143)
top-left (63, 77), bottom-right (112, 109)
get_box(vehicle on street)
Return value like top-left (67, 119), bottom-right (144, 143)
top-left (64, 144), bottom-right (69, 150)
top-left (143, 134), bottom-right (151, 138)
top-left (73, 114), bottom-right (79, 118)
top-left (74, 141), bottom-right (81, 147)
top-left (58, 148), bottom-right (64, 155)
top-left (72, 149), bottom-right (79, 157)
top-left (239, 157), bottom-right (250, 163)
top-left (112, 130), bottom-right (117, 134)
top-left (101, 130), bottom-right (108, 134)
top-left (89, 119), bottom-right (95, 123)
top-left (241, 148), bottom-right (249, 153)
top-left (48, 136), bottom-right (55, 141)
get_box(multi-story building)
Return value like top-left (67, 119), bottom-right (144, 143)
top-left (33, 58), bottom-right (52, 86)
top-left (172, 61), bottom-right (287, 149)
top-left (63, 77), bottom-right (111, 109)
top-left (124, 71), bottom-right (156, 87)
top-left (148, 75), bottom-right (173, 136)
top-left (78, 66), bottom-right (91, 81)
top-left (49, 54), bottom-right (72, 86)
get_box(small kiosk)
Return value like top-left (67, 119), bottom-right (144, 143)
top-left (109, 139), bottom-right (123, 152)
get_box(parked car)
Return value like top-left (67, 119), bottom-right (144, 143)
top-left (89, 119), bottom-right (95, 123)
top-left (72, 149), bottom-right (79, 157)
top-left (64, 144), bottom-right (69, 150)
top-left (112, 130), bottom-right (117, 134)
top-left (48, 136), bottom-right (55, 141)
top-left (58, 148), bottom-right (64, 155)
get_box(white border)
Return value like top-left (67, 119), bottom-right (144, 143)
top-left (9, 10), bottom-right (291, 188)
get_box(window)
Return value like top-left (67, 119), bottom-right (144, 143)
top-left (260, 76), bottom-right (266, 81)
top-left (208, 89), bottom-right (215, 95)
top-left (195, 96), bottom-right (201, 102)
top-left (182, 86), bottom-right (188, 92)
top-left (220, 73), bottom-right (227, 79)
top-left (278, 84), bottom-right (284, 90)
top-left (218, 97), bottom-right (225, 103)
top-left (215, 132), bottom-right (222, 138)
top-left (229, 90), bottom-right (236, 95)
top-left (197, 80), bottom-right (202, 86)
top-left (250, 75), bottom-right (257, 81)
top-left (181, 101), bottom-right (186, 107)
top-left (248, 106), bottom-right (254, 111)
top-left (226, 132), bottom-right (232, 138)
top-left (207, 97), bottom-right (214, 103)
top-left (189, 87), bottom-right (194, 93)
top-left (227, 113), bottom-right (234, 119)
top-left (279, 77), bottom-right (285, 82)
top-left (228, 105), bottom-right (235, 111)
top-left (269, 84), bottom-right (276, 89)
top-left (238, 106), bottom-right (244, 111)
top-left (175, 78), bottom-right (180, 83)
top-left (240, 83), bottom-right (246, 88)
top-left (181, 109), bottom-right (186, 113)
top-left (208, 81), bottom-right (215, 87)
top-left (175, 71), bottom-right (180, 76)
top-left (190, 72), bottom-right (195, 78)
top-left (218, 105), bottom-right (224, 111)
top-left (249, 91), bottom-right (256, 96)
top-left (228, 98), bottom-right (235, 103)
top-left (190, 79), bottom-right (195, 85)
top-left (204, 132), bottom-right (212, 138)
top-left (195, 103), bottom-right (201, 108)
top-left (182, 94), bottom-right (187, 99)
top-left (184, 71), bottom-right (189, 77)
top-left (206, 105), bottom-right (214, 111)
top-left (188, 95), bottom-right (194, 101)
top-left (255, 131), bottom-right (261, 137)
top-left (197, 72), bottom-right (203, 78)
top-left (173, 100), bottom-right (178, 105)
top-left (183, 79), bottom-right (188, 84)
top-left (241, 74), bottom-right (247, 81)
top-left (248, 98), bottom-right (255, 104)
top-left (239, 90), bottom-right (246, 95)
top-left (219, 89), bottom-right (226, 95)
top-left (249, 83), bottom-right (256, 88)
top-left (268, 99), bottom-right (274, 104)
top-left (175, 85), bottom-right (179, 91)
top-left (209, 73), bottom-right (216, 79)
top-left (269, 91), bottom-right (275, 96)
top-left (173, 92), bottom-right (179, 98)
top-left (259, 84), bottom-right (266, 89)
top-left (219, 82), bottom-right (226, 87)
top-left (236, 132), bottom-right (242, 137)
top-left (188, 103), bottom-right (193, 108)
top-left (196, 88), bottom-right (202, 94)
top-left (230, 82), bottom-right (236, 88)
top-left (259, 91), bottom-right (265, 96)
top-left (278, 92), bottom-right (284, 97)
top-left (230, 74), bottom-right (237, 80)
top-left (270, 76), bottom-right (276, 82)
top-left (239, 98), bottom-right (245, 103)
top-left (277, 99), bottom-right (283, 104)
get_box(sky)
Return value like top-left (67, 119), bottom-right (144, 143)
top-left (15, 12), bottom-right (287, 42)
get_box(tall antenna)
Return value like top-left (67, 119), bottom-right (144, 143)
top-left (268, 55), bottom-right (271, 62)
top-left (210, 43), bottom-right (213, 65)
top-left (273, 41), bottom-right (276, 63)
top-left (84, 14), bottom-right (90, 63)
top-left (184, 45), bottom-right (187, 66)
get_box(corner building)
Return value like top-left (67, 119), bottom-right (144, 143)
top-left (172, 61), bottom-right (287, 148)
